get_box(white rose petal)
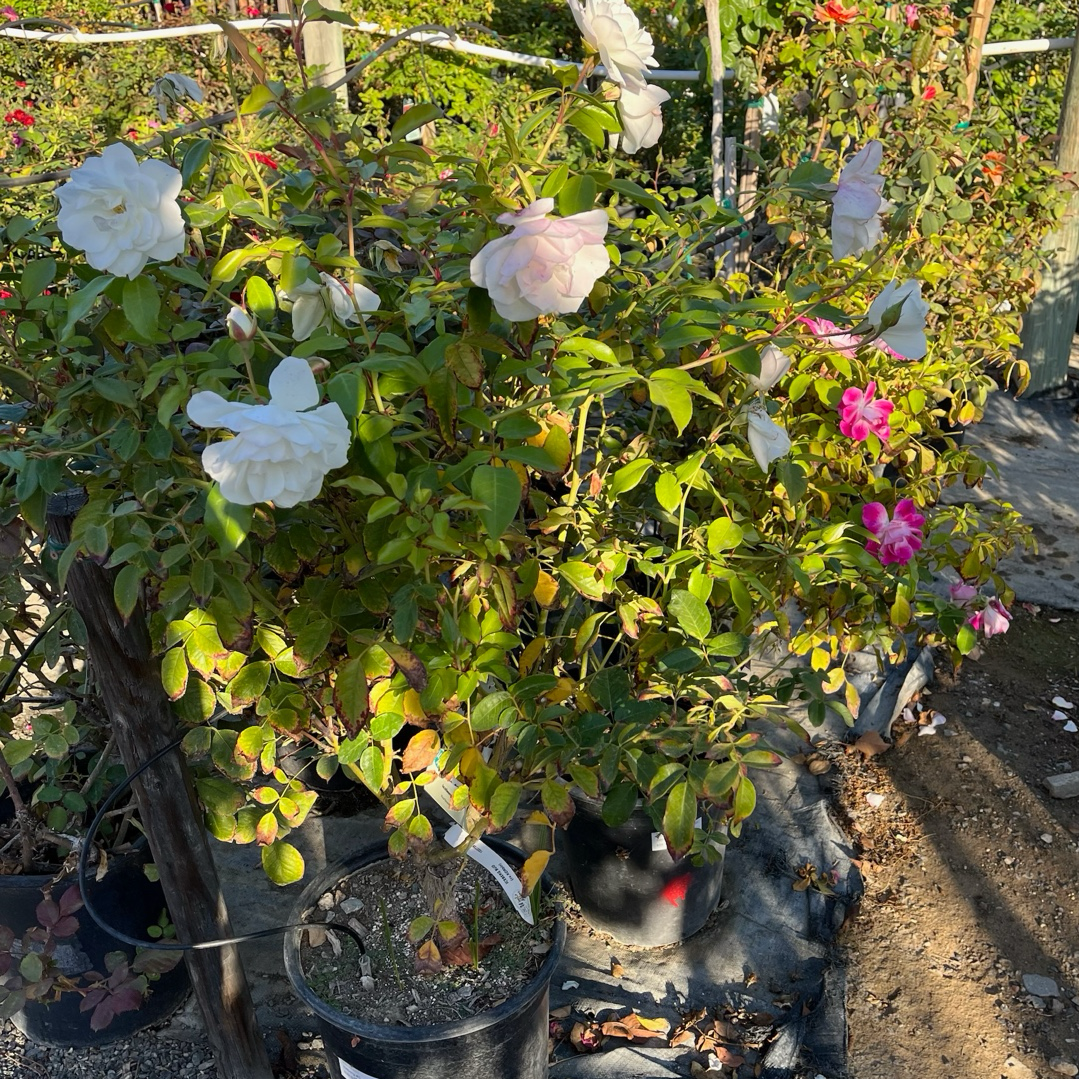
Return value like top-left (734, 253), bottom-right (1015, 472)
top-left (568, 0), bottom-right (657, 91)
top-left (1052, 696), bottom-right (1074, 709)
top-left (56, 143), bottom-right (185, 279)
top-left (760, 92), bottom-right (780, 137)
top-left (864, 792), bottom-right (884, 808)
top-left (1065, 720), bottom-right (1078, 734)
top-left (746, 401), bottom-right (791, 474)
top-left (747, 343), bottom-right (791, 393)
top-left (469, 198), bottom-right (610, 322)
top-left (866, 279), bottom-right (929, 360)
top-left (618, 83), bottom-right (670, 154)
top-left (281, 273), bottom-right (380, 342)
top-left (187, 356), bottom-right (350, 508)
top-left (831, 141), bottom-right (893, 261)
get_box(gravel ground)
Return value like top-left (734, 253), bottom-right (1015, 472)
top-left (0, 1021), bottom-right (331, 1078)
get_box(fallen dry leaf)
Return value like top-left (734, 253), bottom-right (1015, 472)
top-left (852, 730), bottom-right (891, 757)
top-left (610, 958), bottom-right (625, 978)
top-left (569, 1021), bottom-right (603, 1053)
top-left (600, 1012), bottom-right (671, 1041)
top-left (712, 1046), bottom-right (746, 1067)
top-left (669, 1029), bottom-right (695, 1048)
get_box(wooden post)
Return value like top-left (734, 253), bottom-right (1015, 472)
top-left (1018, 18), bottom-right (1079, 395)
top-left (963, 0), bottom-right (996, 110)
top-left (46, 493), bottom-right (273, 1079)
top-left (704, 0), bottom-right (725, 277)
top-left (735, 104), bottom-right (762, 271)
top-left (302, 0), bottom-right (348, 106)
top-left (718, 136), bottom-right (737, 275)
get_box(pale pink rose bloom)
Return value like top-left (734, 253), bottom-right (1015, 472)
top-left (862, 498), bottom-right (925, 565)
top-left (969, 598), bottom-right (1011, 638)
top-left (831, 140), bottom-right (893, 260)
top-left (838, 380), bottom-right (895, 441)
top-left (618, 83), bottom-right (670, 154)
top-left (949, 582), bottom-right (977, 605)
top-left (904, 3), bottom-right (918, 26)
top-left (568, 0), bottom-right (657, 91)
top-left (797, 315), bottom-right (862, 358)
top-left (470, 198), bottom-right (610, 321)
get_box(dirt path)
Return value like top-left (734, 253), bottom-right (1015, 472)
top-left (835, 608), bottom-right (1079, 1079)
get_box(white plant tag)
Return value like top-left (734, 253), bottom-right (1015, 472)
top-left (651, 818), bottom-right (703, 852)
top-left (444, 824), bottom-right (534, 925)
top-left (423, 775), bottom-right (468, 827)
top-left (338, 1059), bottom-right (379, 1079)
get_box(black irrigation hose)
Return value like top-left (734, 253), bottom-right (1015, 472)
top-left (76, 734), bottom-right (365, 957)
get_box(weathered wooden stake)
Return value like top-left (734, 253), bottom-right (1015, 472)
top-left (963, 0), bottom-right (997, 111)
top-left (704, 0), bottom-right (725, 277)
top-left (47, 493), bottom-right (273, 1079)
top-left (302, 0), bottom-right (348, 107)
top-left (735, 104), bottom-right (762, 272)
top-left (1018, 17), bottom-right (1079, 395)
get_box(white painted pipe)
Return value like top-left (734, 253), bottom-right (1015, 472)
top-left (981, 37), bottom-right (1075, 56)
top-left (0, 17), bottom-right (712, 79)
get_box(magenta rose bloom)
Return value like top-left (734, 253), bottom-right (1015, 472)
top-left (862, 499), bottom-right (925, 565)
top-left (838, 381), bottom-right (895, 441)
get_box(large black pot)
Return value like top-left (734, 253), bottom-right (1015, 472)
top-left (563, 794), bottom-right (725, 947)
top-left (284, 841), bottom-right (565, 1079)
top-left (0, 848), bottom-right (190, 1047)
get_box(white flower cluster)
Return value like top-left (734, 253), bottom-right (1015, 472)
top-left (568, 0), bottom-right (668, 153)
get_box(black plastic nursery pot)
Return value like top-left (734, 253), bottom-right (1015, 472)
top-left (284, 840), bottom-right (566, 1079)
top-left (0, 847), bottom-right (190, 1047)
top-left (563, 793), bottom-right (725, 947)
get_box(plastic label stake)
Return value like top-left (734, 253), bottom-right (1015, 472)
top-left (338, 1059), bottom-right (379, 1079)
top-left (443, 824), bottom-right (535, 925)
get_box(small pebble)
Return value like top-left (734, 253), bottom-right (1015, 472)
top-left (1050, 1060), bottom-right (1078, 1077)
top-left (1022, 973), bottom-right (1060, 997)
top-left (1040, 833), bottom-right (1054, 844)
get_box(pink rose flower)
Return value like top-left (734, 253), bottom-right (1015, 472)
top-left (969, 597), bottom-right (1011, 638)
top-left (797, 315), bottom-right (862, 358)
top-left (838, 381), bottom-right (894, 441)
top-left (949, 582), bottom-right (977, 605)
top-left (904, 3), bottom-right (918, 26)
top-left (862, 499), bottom-right (925, 566)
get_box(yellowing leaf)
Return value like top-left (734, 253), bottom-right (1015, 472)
top-left (401, 729), bottom-right (441, 773)
top-left (519, 635), bottom-right (546, 674)
top-left (532, 570), bottom-right (560, 609)
top-left (519, 849), bottom-right (551, 896)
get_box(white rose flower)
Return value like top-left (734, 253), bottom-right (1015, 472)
top-left (746, 343), bottom-right (791, 393)
top-left (469, 198), bottom-right (610, 322)
top-left (866, 279), bottom-right (929, 360)
top-left (568, 0), bottom-right (657, 91)
top-left (618, 83), bottom-right (670, 154)
top-left (226, 306), bottom-right (257, 342)
top-left (282, 272), bottom-right (380, 342)
top-left (151, 73), bottom-right (202, 122)
top-left (187, 356), bottom-right (350, 507)
top-left (55, 143), bottom-right (185, 279)
top-left (746, 401), bottom-right (791, 474)
top-left (831, 140), bottom-right (893, 261)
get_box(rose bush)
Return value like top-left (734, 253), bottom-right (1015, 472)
top-left (0, 0), bottom-right (1043, 901)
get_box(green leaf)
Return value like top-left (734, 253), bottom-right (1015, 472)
top-left (706, 518), bottom-right (743, 553)
top-left (334, 656), bottom-right (368, 724)
top-left (112, 564), bottom-right (142, 623)
top-left (20, 258), bottom-right (56, 300)
top-left (261, 840), bottom-right (304, 885)
top-left (776, 460), bottom-right (807, 502)
top-left (446, 341), bottom-right (484, 389)
top-left (956, 623), bottom-right (977, 655)
top-left (245, 275), bottom-right (276, 320)
top-left (369, 712), bottom-right (405, 741)
top-left (204, 486), bottom-right (252, 554)
top-left (608, 458), bottom-right (652, 497)
top-left (390, 103), bottom-right (444, 142)
top-left (61, 275), bottom-right (114, 340)
top-left (471, 690), bottom-right (516, 731)
top-left (668, 589), bottom-right (711, 641)
top-left (662, 780), bottom-right (696, 858)
top-left (649, 378), bottom-right (692, 434)
top-left (358, 744), bottom-right (386, 792)
top-left (709, 632), bottom-right (747, 658)
top-left (601, 781), bottom-right (637, 827)
top-left (228, 661), bottom-right (271, 707)
top-left (470, 465), bottom-right (521, 540)
top-left (558, 561), bottom-right (605, 601)
top-left (558, 173), bottom-right (597, 216)
top-left (489, 781), bottom-right (522, 829)
top-left (210, 248), bottom-right (256, 286)
top-left (732, 776), bottom-right (756, 824)
top-left (122, 276), bottom-right (161, 338)
top-left (654, 473), bottom-right (681, 514)
top-left (180, 138), bottom-right (213, 186)
top-left (541, 163), bottom-right (569, 198)
top-left (590, 667), bottom-right (630, 714)
top-left (2, 738), bottom-right (34, 766)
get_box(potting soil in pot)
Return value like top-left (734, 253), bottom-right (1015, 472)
top-left (298, 854), bottom-right (558, 1026)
